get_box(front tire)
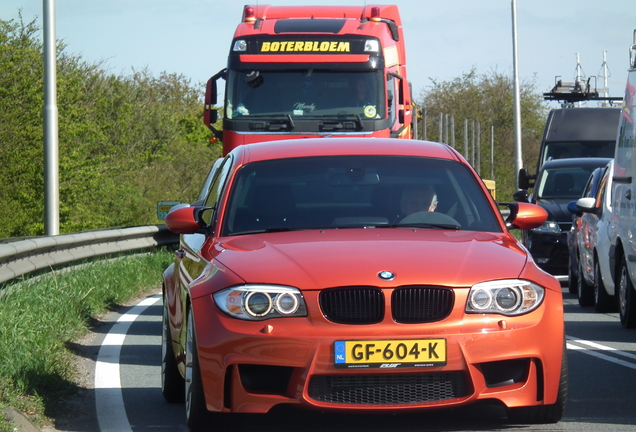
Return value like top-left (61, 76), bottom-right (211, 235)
top-left (594, 258), bottom-right (614, 313)
top-left (507, 341), bottom-right (567, 424)
top-left (577, 261), bottom-right (594, 307)
top-left (162, 293), bottom-right (185, 403)
top-left (618, 255), bottom-right (636, 328)
top-left (185, 307), bottom-right (210, 431)
top-left (567, 255), bottom-right (579, 295)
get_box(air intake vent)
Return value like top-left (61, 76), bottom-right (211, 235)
top-left (392, 286), bottom-right (454, 323)
top-left (320, 287), bottom-right (384, 324)
top-left (308, 372), bottom-right (470, 405)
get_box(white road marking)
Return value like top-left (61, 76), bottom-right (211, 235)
top-left (567, 335), bottom-right (636, 370)
top-left (95, 294), bottom-right (162, 432)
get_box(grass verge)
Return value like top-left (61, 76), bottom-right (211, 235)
top-left (0, 249), bottom-right (173, 430)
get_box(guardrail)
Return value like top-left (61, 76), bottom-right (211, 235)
top-left (0, 225), bottom-right (179, 286)
top-left (0, 210), bottom-right (515, 287)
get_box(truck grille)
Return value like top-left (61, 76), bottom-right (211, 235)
top-left (308, 372), bottom-right (469, 405)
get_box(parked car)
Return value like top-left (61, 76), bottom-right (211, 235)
top-left (610, 31), bottom-right (636, 328)
top-left (514, 157), bottom-right (612, 278)
top-left (161, 137), bottom-right (566, 430)
top-left (567, 160), bottom-right (616, 311)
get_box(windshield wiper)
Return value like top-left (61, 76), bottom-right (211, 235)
top-left (246, 114), bottom-right (295, 131)
top-left (319, 114), bottom-right (363, 131)
top-left (377, 222), bottom-right (462, 230)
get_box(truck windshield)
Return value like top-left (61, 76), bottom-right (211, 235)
top-left (542, 141), bottom-right (615, 164)
top-left (226, 70), bottom-right (385, 119)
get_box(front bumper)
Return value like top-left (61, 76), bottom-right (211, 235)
top-left (192, 288), bottom-right (564, 414)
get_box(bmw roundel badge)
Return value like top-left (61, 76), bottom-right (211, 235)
top-left (378, 271), bottom-right (395, 281)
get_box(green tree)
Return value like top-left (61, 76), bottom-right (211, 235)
top-left (0, 17), bottom-right (46, 236)
top-left (416, 68), bottom-right (548, 201)
top-left (0, 17), bottom-right (221, 237)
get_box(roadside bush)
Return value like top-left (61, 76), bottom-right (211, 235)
top-left (0, 17), bottom-right (221, 237)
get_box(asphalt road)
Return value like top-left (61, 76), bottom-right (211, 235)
top-left (43, 285), bottom-right (636, 432)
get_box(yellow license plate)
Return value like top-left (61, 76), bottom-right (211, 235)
top-left (334, 339), bottom-right (446, 368)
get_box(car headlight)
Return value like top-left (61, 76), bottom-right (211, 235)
top-left (213, 285), bottom-right (307, 321)
top-left (531, 221), bottom-right (561, 234)
top-left (466, 280), bottom-right (545, 316)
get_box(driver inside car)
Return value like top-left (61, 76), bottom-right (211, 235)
top-left (399, 184), bottom-right (438, 217)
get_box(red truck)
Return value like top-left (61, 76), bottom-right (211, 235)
top-left (205, 4), bottom-right (414, 155)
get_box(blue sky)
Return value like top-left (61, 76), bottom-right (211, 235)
top-left (1, 1), bottom-right (634, 105)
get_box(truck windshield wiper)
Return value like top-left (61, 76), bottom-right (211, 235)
top-left (318, 114), bottom-right (363, 131)
top-left (246, 114), bottom-right (295, 131)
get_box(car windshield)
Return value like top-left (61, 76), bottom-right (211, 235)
top-left (225, 70), bottom-right (385, 119)
top-left (536, 166), bottom-right (598, 200)
top-left (221, 155), bottom-right (502, 236)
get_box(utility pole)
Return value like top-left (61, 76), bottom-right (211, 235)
top-left (43, 0), bottom-right (59, 235)
top-left (511, 0), bottom-right (523, 188)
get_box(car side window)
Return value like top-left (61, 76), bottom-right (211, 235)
top-left (202, 155), bottom-right (233, 225)
top-left (582, 172), bottom-right (595, 198)
top-left (596, 170), bottom-right (610, 214)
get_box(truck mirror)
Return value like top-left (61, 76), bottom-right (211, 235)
top-left (204, 69), bottom-right (226, 142)
top-left (518, 168), bottom-right (535, 190)
top-left (204, 76), bottom-right (218, 129)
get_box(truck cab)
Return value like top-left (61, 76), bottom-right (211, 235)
top-left (204, 4), bottom-right (414, 155)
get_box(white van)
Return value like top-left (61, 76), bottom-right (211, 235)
top-left (610, 30), bottom-right (636, 328)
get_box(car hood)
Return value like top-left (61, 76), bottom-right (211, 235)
top-left (535, 198), bottom-right (575, 223)
top-left (215, 229), bottom-right (530, 289)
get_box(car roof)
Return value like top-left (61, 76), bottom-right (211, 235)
top-left (230, 138), bottom-right (462, 164)
top-left (539, 157), bottom-right (613, 171)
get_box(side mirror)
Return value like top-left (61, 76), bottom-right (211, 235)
top-left (204, 77), bottom-right (218, 128)
top-left (567, 200), bottom-right (582, 216)
top-left (499, 202), bottom-right (548, 231)
top-left (204, 69), bottom-right (226, 141)
top-left (576, 197), bottom-right (598, 214)
top-left (518, 168), bottom-right (535, 190)
top-left (165, 206), bottom-right (213, 235)
top-left (512, 189), bottom-right (529, 203)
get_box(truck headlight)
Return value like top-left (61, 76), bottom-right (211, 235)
top-left (364, 40), bottom-right (380, 52)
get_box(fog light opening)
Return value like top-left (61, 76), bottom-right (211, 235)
top-left (480, 359), bottom-right (530, 388)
